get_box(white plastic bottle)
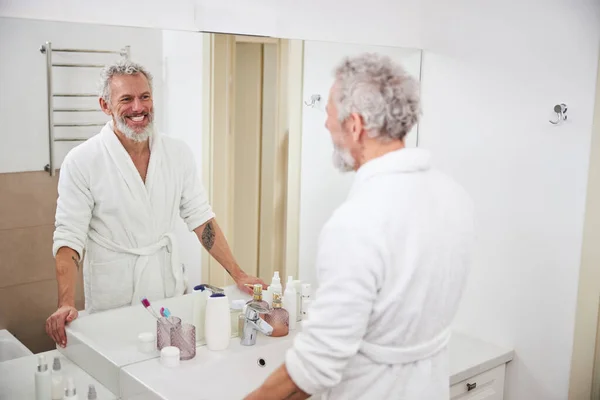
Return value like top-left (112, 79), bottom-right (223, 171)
top-left (205, 293), bottom-right (231, 350)
top-left (51, 356), bottom-right (64, 400)
top-left (35, 354), bottom-right (51, 400)
top-left (293, 279), bottom-right (302, 322)
top-left (301, 283), bottom-right (312, 320)
top-left (283, 276), bottom-right (297, 330)
top-left (63, 376), bottom-right (78, 400)
top-left (192, 285), bottom-right (210, 343)
top-left (270, 271), bottom-right (282, 295)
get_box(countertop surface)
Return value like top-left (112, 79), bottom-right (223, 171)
top-left (448, 330), bottom-right (514, 385)
top-left (0, 349), bottom-right (117, 400)
top-left (119, 328), bottom-right (515, 399)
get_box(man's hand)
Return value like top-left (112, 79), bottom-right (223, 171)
top-left (45, 305), bottom-right (78, 348)
top-left (233, 271), bottom-right (267, 295)
top-left (244, 364), bottom-right (310, 400)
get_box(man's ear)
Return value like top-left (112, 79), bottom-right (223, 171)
top-left (349, 112), bottom-right (365, 142)
top-left (99, 98), bottom-right (112, 116)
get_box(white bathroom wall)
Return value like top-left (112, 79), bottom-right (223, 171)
top-left (417, 5), bottom-right (599, 400)
top-left (0, 0), bottom-right (197, 31)
top-left (2, 1), bottom-right (600, 399)
top-left (0, 17), bottom-right (164, 174)
top-left (160, 30), bottom-right (206, 290)
top-left (297, 41), bottom-right (422, 288)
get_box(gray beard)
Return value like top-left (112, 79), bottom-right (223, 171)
top-left (115, 115), bottom-right (154, 143)
top-left (332, 145), bottom-right (355, 172)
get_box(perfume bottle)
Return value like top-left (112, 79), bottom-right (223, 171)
top-left (264, 292), bottom-right (289, 337)
top-left (246, 284), bottom-right (270, 314)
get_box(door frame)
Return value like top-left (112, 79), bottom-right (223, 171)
top-left (568, 47), bottom-right (600, 399)
top-left (201, 33), bottom-right (304, 286)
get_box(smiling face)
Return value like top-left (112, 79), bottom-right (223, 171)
top-left (100, 73), bottom-right (154, 142)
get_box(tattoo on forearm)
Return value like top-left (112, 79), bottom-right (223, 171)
top-left (201, 222), bottom-right (216, 251)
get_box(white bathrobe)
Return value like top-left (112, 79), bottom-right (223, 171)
top-left (53, 122), bottom-right (214, 313)
top-left (286, 148), bottom-right (475, 399)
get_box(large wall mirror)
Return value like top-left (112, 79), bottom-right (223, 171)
top-left (0, 15), bottom-right (422, 355)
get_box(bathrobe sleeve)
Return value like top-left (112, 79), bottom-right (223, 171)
top-left (52, 151), bottom-right (94, 259)
top-left (178, 143), bottom-right (215, 231)
top-left (285, 207), bottom-right (383, 395)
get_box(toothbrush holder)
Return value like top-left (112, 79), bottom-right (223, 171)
top-left (156, 316), bottom-right (182, 350)
top-left (171, 323), bottom-right (196, 360)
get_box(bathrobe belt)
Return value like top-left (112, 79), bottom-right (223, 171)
top-left (359, 328), bottom-right (451, 365)
top-left (87, 230), bottom-right (185, 299)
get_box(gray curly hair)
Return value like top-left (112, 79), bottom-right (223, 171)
top-left (99, 59), bottom-right (154, 103)
top-left (332, 53), bottom-right (421, 142)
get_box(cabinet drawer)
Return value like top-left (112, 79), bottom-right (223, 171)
top-left (450, 364), bottom-right (506, 400)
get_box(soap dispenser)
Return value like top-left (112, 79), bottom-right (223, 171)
top-left (246, 284), bottom-right (270, 314)
top-left (264, 292), bottom-right (289, 337)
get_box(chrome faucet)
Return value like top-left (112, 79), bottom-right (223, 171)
top-left (241, 303), bottom-right (273, 346)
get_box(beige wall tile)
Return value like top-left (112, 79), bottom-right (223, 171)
top-left (0, 276), bottom-right (85, 353)
top-left (0, 225), bottom-right (55, 289)
top-left (0, 171), bottom-right (59, 230)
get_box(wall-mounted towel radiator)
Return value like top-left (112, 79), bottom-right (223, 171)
top-left (39, 42), bottom-right (130, 176)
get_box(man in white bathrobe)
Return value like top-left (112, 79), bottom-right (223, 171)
top-left (46, 60), bottom-right (265, 347)
top-left (246, 54), bottom-right (474, 399)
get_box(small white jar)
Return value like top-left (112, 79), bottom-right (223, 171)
top-left (160, 346), bottom-right (180, 367)
top-left (137, 332), bottom-right (156, 353)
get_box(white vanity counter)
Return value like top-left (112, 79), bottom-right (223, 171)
top-left (0, 349), bottom-right (117, 400)
top-left (41, 288), bottom-right (513, 400)
top-left (119, 329), bottom-right (514, 400)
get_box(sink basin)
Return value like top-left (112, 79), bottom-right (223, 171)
top-left (58, 285), bottom-right (251, 396)
top-left (0, 330), bottom-right (33, 362)
top-left (120, 330), bottom-right (297, 400)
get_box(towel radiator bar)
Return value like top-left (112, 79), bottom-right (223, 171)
top-left (40, 41), bottom-right (130, 176)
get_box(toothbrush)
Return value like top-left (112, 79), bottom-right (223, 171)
top-left (140, 297), bottom-right (161, 320)
top-left (160, 307), bottom-right (172, 318)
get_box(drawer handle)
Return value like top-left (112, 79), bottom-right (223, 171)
top-left (466, 382), bottom-right (477, 391)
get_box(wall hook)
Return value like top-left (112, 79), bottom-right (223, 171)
top-left (304, 94), bottom-right (321, 108)
top-left (550, 103), bottom-right (568, 125)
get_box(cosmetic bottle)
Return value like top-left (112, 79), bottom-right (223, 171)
top-left (230, 299), bottom-right (246, 337)
top-left (283, 276), bottom-right (297, 330)
top-left (246, 284), bottom-right (270, 315)
top-left (205, 293), bottom-right (231, 351)
top-left (269, 271), bottom-right (282, 295)
top-left (35, 354), bottom-right (51, 400)
top-left (87, 384), bottom-right (97, 400)
top-left (51, 356), bottom-right (64, 400)
top-left (192, 284), bottom-right (210, 343)
top-left (293, 279), bottom-right (302, 321)
top-left (264, 292), bottom-right (289, 337)
top-left (301, 283), bottom-right (312, 319)
top-left (63, 377), bottom-right (78, 400)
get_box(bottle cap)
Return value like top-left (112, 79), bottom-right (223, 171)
top-left (52, 356), bottom-right (61, 371)
top-left (87, 384), bottom-right (97, 400)
top-left (272, 271), bottom-right (281, 285)
top-left (37, 355), bottom-right (48, 372)
top-left (253, 284), bottom-right (263, 295)
top-left (65, 377), bottom-right (76, 397)
top-left (302, 283), bottom-right (312, 297)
